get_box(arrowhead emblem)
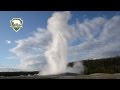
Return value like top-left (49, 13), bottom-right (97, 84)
top-left (10, 18), bottom-right (23, 32)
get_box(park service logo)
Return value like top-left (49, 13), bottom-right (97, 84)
top-left (10, 18), bottom-right (23, 32)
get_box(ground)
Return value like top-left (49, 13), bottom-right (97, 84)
top-left (1, 73), bottom-right (120, 79)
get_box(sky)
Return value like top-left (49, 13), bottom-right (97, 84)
top-left (0, 11), bottom-right (120, 70)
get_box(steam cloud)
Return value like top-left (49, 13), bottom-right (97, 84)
top-left (40, 12), bottom-right (70, 75)
top-left (10, 11), bottom-right (120, 75)
top-left (40, 12), bottom-right (85, 75)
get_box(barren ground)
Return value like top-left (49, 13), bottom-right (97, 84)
top-left (1, 73), bottom-right (120, 79)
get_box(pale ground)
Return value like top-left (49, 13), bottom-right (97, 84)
top-left (1, 73), bottom-right (120, 79)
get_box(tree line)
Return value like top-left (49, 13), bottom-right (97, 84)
top-left (68, 56), bottom-right (120, 75)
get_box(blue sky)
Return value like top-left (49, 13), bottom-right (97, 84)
top-left (0, 11), bottom-right (53, 68)
top-left (0, 11), bottom-right (120, 69)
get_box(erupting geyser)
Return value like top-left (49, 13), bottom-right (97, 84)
top-left (43, 32), bottom-right (68, 75)
top-left (40, 12), bottom-right (70, 75)
top-left (38, 11), bottom-right (84, 75)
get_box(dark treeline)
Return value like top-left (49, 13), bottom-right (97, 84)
top-left (68, 56), bottom-right (120, 75)
top-left (0, 71), bottom-right (39, 76)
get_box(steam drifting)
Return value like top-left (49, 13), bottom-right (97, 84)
top-left (10, 11), bottom-right (120, 75)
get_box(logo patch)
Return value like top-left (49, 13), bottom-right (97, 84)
top-left (10, 18), bottom-right (23, 32)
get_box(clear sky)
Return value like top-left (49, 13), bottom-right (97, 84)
top-left (0, 11), bottom-right (120, 69)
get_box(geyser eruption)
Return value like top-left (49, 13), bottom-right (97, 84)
top-left (40, 12), bottom-right (70, 75)
top-left (41, 32), bottom-right (68, 75)
top-left (40, 11), bottom-right (85, 75)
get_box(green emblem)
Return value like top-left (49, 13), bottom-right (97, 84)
top-left (10, 18), bottom-right (23, 32)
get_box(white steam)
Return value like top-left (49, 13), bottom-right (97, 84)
top-left (67, 62), bottom-right (84, 74)
top-left (39, 11), bottom-right (84, 75)
top-left (40, 12), bottom-right (70, 75)
top-left (40, 32), bottom-right (68, 75)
